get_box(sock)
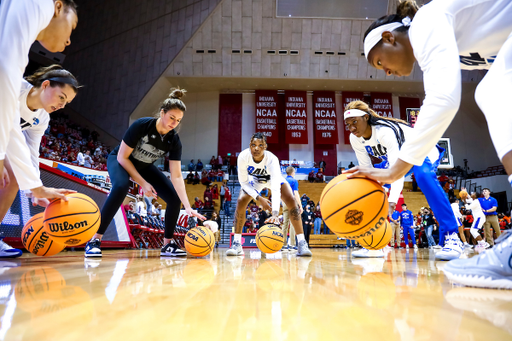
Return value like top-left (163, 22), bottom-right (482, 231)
top-left (234, 234), bottom-right (241, 243)
top-left (509, 174), bottom-right (512, 187)
top-left (296, 234), bottom-right (305, 242)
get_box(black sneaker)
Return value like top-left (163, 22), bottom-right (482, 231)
top-left (84, 239), bottom-right (102, 258)
top-left (161, 242), bottom-right (187, 257)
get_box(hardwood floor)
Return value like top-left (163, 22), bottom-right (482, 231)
top-left (1, 248), bottom-right (510, 340)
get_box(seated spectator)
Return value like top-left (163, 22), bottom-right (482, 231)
top-left (258, 206), bottom-right (268, 228)
top-left (188, 159), bottom-right (195, 171)
top-left (94, 145), bottom-right (102, 156)
top-left (247, 225), bottom-right (257, 233)
top-left (201, 169), bottom-right (211, 186)
top-left (186, 171), bottom-right (194, 184)
top-left (315, 168), bottom-right (324, 183)
top-left (204, 197), bottom-right (213, 209)
top-left (83, 150), bottom-right (94, 168)
top-left (193, 197), bottom-right (204, 209)
top-left (301, 194), bottom-right (309, 208)
top-left (204, 186), bottom-right (213, 203)
top-left (217, 169), bottom-right (224, 182)
top-left (193, 171), bottom-right (200, 185)
top-left (212, 184), bottom-right (219, 200)
top-left (243, 219), bottom-right (252, 233)
top-left (308, 170), bottom-right (315, 183)
top-left (208, 169), bottom-right (216, 182)
top-left (196, 159), bottom-right (203, 171)
top-left (123, 201), bottom-right (135, 213)
top-left (438, 172), bottom-right (449, 188)
top-left (218, 155), bottom-right (223, 167)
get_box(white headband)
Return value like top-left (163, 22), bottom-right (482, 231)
top-left (344, 109), bottom-right (368, 120)
top-left (363, 17), bottom-right (411, 60)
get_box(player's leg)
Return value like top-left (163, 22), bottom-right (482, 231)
top-left (470, 217), bottom-right (489, 250)
top-left (483, 218), bottom-right (494, 246)
top-left (0, 157), bottom-right (23, 258)
top-left (226, 190), bottom-right (252, 256)
top-left (413, 156), bottom-right (462, 260)
top-left (281, 182), bottom-right (311, 256)
top-left (85, 154), bottom-right (131, 257)
top-left (142, 165), bottom-right (185, 257)
top-left (281, 202), bottom-right (290, 251)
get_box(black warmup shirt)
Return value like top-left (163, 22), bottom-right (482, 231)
top-left (112, 117), bottom-right (182, 169)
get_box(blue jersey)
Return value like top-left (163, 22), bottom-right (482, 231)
top-left (400, 210), bottom-right (414, 227)
top-left (286, 175), bottom-right (298, 192)
top-left (391, 210), bottom-right (400, 221)
top-left (479, 197), bottom-right (498, 216)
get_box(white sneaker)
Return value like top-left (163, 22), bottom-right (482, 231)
top-left (433, 245), bottom-right (443, 249)
top-left (464, 242), bottom-right (474, 249)
top-left (297, 240), bottom-right (312, 257)
top-left (352, 248), bottom-right (384, 258)
top-left (436, 233), bottom-right (463, 261)
top-left (406, 245), bottom-right (409, 250)
top-left (0, 239), bottom-right (22, 258)
top-left (226, 242), bottom-right (243, 256)
top-left (475, 240), bottom-right (491, 253)
top-left (414, 244), bottom-right (418, 250)
top-left (161, 242), bottom-right (187, 257)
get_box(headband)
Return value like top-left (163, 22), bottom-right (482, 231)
top-left (344, 109), bottom-right (368, 119)
top-left (47, 77), bottom-right (79, 88)
top-left (363, 16), bottom-right (411, 60)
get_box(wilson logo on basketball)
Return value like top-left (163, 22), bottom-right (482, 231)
top-left (47, 220), bottom-right (88, 232)
top-left (33, 232), bottom-right (50, 254)
top-left (345, 210), bottom-right (364, 225)
top-left (64, 238), bottom-right (81, 245)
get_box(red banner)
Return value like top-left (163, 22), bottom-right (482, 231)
top-left (313, 91), bottom-right (338, 144)
top-left (371, 92), bottom-right (393, 118)
top-left (284, 91), bottom-right (308, 144)
top-left (255, 90), bottom-right (279, 144)
top-left (341, 91), bottom-right (365, 144)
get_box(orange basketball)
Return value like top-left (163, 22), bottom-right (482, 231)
top-left (357, 220), bottom-right (392, 250)
top-left (22, 213), bottom-right (66, 256)
top-left (185, 227), bottom-right (215, 257)
top-left (256, 224), bottom-right (284, 253)
top-left (15, 267), bottom-right (66, 313)
top-left (320, 174), bottom-right (388, 239)
top-left (43, 193), bottom-right (101, 246)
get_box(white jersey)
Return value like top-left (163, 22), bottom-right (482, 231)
top-left (6, 80), bottom-right (50, 190)
top-left (0, 0), bottom-right (53, 160)
top-left (350, 122), bottom-right (438, 204)
top-left (237, 149), bottom-right (285, 213)
top-left (465, 197), bottom-right (485, 220)
top-left (399, 0), bottom-right (512, 166)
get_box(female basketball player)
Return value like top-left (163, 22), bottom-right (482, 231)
top-left (0, 0), bottom-right (77, 193)
top-left (85, 89), bottom-right (205, 258)
top-left (460, 190), bottom-right (490, 251)
top-left (226, 133), bottom-right (312, 257)
top-left (344, 0), bottom-right (512, 288)
top-left (0, 65), bottom-right (79, 258)
top-left (344, 101), bottom-right (461, 260)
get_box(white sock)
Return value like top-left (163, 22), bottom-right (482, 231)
top-left (296, 234), bottom-right (305, 242)
top-left (234, 234), bottom-right (242, 243)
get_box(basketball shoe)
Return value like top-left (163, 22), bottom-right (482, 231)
top-left (352, 248), bottom-right (384, 258)
top-left (0, 238), bottom-right (22, 258)
top-left (297, 240), bottom-right (312, 257)
top-left (475, 240), bottom-right (491, 253)
top-left (443, 231), bottom-right (512, 289)
top-left (161, 241), bottom-right (187, 257)
top-left (226, 241), bottom-right (243, 256)
top-left (435, 232), bottom-right (463, 261)
top-left (84, 239), bottom-right (102, 258)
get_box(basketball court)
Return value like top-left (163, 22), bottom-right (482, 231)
top-left (3, 248), bottom-right (510, 340)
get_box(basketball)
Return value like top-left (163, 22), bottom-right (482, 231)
top-left (357, 220), bottom-right (392, 250)
top-left (185, 226), bottom-right (215, 257)
top-left (15, 267), bottom-right (67, 313)
top-left (22, 213), bottom-right (66, 257)
top-left (43, 193), bottom-right (101, 246)
top-left (256, 224), bottom-right (284, 253)
top-left (320, 174), bottom-right (389, 239)
top-left (459, 189), bottom-right (469, 200)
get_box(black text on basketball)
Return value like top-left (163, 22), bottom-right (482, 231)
top-left (47, 220), bottom-right (88, 233)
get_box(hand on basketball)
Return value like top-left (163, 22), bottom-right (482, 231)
top-left (265, 216), bottom-right (280, 226)
top-left (257, 196), bottom-right (272, 211)
top-left (31, 196), bottom-right (50, 208)
top-left (0, 161), bottom-right (9, 189)
top-left (186, 208), bottom-right (206, 221)
top-left (31, 186), bottom-right (76, 201)
top-left (142, 182), bottom-right (157, 198)
top-left (343, 166), bottom-right (392, 184)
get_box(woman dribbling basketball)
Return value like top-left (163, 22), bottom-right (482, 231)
top-left (226, 133), bottom-right (312, 257)
top-left (85, 88), bottom-right (205, 258)
top-left (344, 101), bottom-right (461, 260)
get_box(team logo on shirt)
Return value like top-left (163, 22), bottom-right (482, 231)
top-left (32, 118), bottom-right (40, 125)
top-left (132, 135), bottom-right (168, 163)
top-left (247, 166), bottom-right (270, 183)
top-left (365, 144), bottom-right (389, 168)
top-left (345, 210), bottom-right (364, 225)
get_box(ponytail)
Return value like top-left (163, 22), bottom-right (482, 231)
top-left (345, 100), bottom-right (410, 148)
top-left (158, 87), bottom-right (187, 113)
top-left (24, 64), bottom-right (81, 92)
top-left (363, 1), bottom-right (419, 41)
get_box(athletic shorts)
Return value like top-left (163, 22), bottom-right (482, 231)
top-left (471, 216), bottom-right (485, 230)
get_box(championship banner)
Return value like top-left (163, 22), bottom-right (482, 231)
top-left (313, 91), bottom-right (338, 144)
top-left (406, 108), bottom-right (420, 127)
top-left (255, 90), bottom-right (279, 144)
top-left (341, 91), bottom-right (365, 144)
top-left (284, 91), bottom-right (308, 144)
top-left (371, 92), bottom-right (394, 118)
